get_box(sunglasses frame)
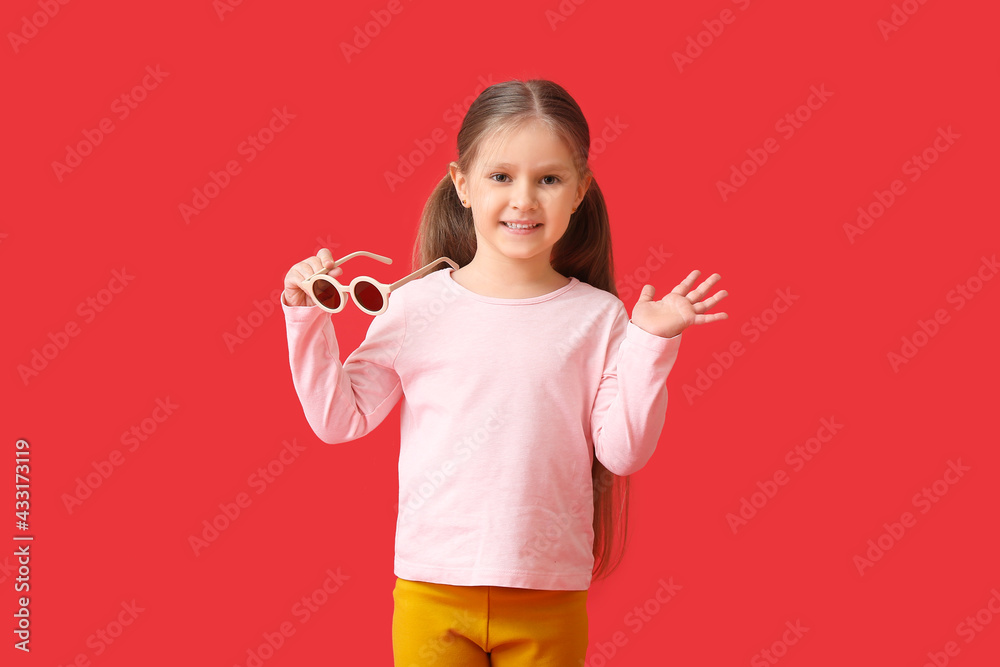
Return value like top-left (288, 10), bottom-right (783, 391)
top-left (301, 251), bottom-right (459, 316)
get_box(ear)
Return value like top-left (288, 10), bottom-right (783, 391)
top-left (449, 161), bottom-right (466, 201)
top-left (575, 172), bottom-right (593, 209)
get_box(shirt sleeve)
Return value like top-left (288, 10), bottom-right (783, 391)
top-left (590, 306), bottom-right (682, 476)
top-left (281, 290), bottom-right (406, 444)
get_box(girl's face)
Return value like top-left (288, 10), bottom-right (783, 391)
top-left (450, 120), bottom-right (591, 270)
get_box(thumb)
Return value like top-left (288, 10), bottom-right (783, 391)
top-left (635, 284), bottom-right (655, 304)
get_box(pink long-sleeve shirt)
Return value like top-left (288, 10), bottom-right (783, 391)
top-left (282, 266), bottom-right (682, 590)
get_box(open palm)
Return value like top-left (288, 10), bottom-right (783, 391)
top-left (631, 270), bottom-right (729, 338)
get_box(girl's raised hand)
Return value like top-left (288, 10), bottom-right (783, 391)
top-left (631, 271), bottom-right (729, 338)
top-left (282, 247), bottom-right (341, 307)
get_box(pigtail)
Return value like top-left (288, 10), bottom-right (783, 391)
top-left (551, 175), bottom-right (616, 296)
top-left (412, 173), bottom-right (476, 272)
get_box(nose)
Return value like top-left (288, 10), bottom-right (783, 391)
top-left (510, 180), bottom-right (538, 211)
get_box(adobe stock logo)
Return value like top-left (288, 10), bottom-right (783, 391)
top-left (223, 289), bottom-right (283, 353)
top-left (886, 254), bottom-right (996, 373)
top-left (852, 459), bottom-right (970, 576)
top-left (188, 439), bottom-right (307, 556)
top-left (213, 0), bottom-right (246, 21)
top-left (8, 0), bottom-right (72, 54)
top-left (410, 607), bottom-right (481, 665)
top-left (726, 417), bottom-right (844, 534)
top-left (682, 287), bottom-right (799, 404)
top-left (232, 566), bottom-right (349, 667)
top-left (921, 587), bottom-right (1000, 667)
top-left (587, 116), bottom-right (629, 165)
top-left (384, 74), bottom-right (497, 193)
top-left (545, 0), bottom-right (588, 31)
top-left (51, 66), bottom-right (169, 183)
top-left (17, 267), bottom-right (135, 386)
top-left (671, 0), bottom-right (754, 73)
top-left (843, 126), bottom-right (959, 244)
top-left (580, 577), bottom-right (682, 666)
top-left (716, 85), bottom-right (833, 202)
top-left (310, 235), bottom-right (341, 257)
top-left (396, 409), bottom-right (504, 524)
top-left (877, 0), bottom-right (932, 41)
top-left (338, 0), bottom-right (415, 63)
top-left (61, 397), bottom-right (179, 514)
top-left (751, 620), bottom-right (810, 667)
top-left (179, 106), bottom-right (296, 224)
top-left (55, 600), bottom-right (146, 664)
top-left (614, 245), bottom-right (671, 302)
top-left (409, 281), bottom-right (460, 335)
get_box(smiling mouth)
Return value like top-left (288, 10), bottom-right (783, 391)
top-left (502, 221), bottom-right (542, 229)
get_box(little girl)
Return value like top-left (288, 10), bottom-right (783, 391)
top-left (280, 79), bottom-right (727, 666)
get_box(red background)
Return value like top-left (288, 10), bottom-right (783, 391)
top-left (4, 0), bottom-right (999, 665)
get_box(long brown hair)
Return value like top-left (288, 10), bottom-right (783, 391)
top-left (412, 79), bottom-right (630, 583)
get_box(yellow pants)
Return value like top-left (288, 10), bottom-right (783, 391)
top-left (392, 577), bottom-right (589, 666)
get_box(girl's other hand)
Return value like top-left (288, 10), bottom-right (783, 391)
top-left (631, 271), bottom-right (729, 338)
top-left (282, 247), bottom-right (341, 307)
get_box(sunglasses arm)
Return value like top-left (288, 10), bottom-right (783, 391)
top-left (389, 257), bottom-right (459, 290)
top-left (310, 250), bottom-right (393, 277)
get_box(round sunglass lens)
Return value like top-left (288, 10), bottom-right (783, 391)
top-left (354, 282), bottom-right (384, 313)
top-left (312, 280), bottom-right (342, 310)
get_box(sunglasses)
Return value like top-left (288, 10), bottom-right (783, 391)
top-left (302, 251), bottom-right (459, 316)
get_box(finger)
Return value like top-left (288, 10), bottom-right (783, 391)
top-left (318, 249), bottom-right (339, 272)
top-left (670, 270), bottom-right (701, 297)
top-left (307, 255), bottom-right (341, 277)
top-left (290, 261), bottom-right (317, 288)
top-left (317, 247), bottom-right (335, 265)
top-left (284, 265), bottom-right (309, 293)
top-left (293, 259), bottom-right (337, 289)
top-left (686, 273), bottom-right (722, 303)
top-left (692, 289), bottom-right (728, 313)
top-left (636, 284), bottom-right (656, 302)
top-left (302, 258), bottom-right (324, 278)
top-left (693, 312), bottom-right (729, 325)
